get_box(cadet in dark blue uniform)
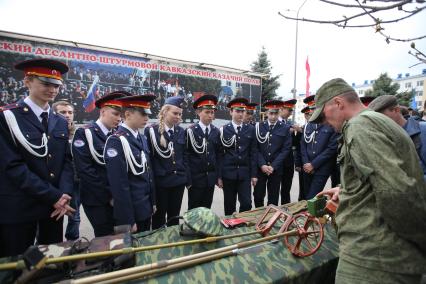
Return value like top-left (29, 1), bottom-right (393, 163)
top-left (300, 95), bottom-right (339, 199)
top-left (104, 95), bottom-right (156, 233)
top-left (0, 59), bottom-right (75, 257)
top-left (294, 96), bottom-right (316, 200)
top-left (243, 102), bottom-right (258, 125)
top-left (185, 95), bottom-right (221, 209)
top-left (145, 96), bottom-right (189, 229)
top-left (217, 98), bottom-right (257, 215)
top-left (278, 99), bottom-right (298, 204)
top-left (254, 100), bottom-right (292, 207)
top-left (72, 91), bottom-right (128, 237)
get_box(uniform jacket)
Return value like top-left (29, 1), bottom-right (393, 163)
top-left (104, 126), bottom-right (155, 226)
top-left (300, 123), bottom-right (338, 176)
top-left (293, 127), bottom-right (303, 168)
top-left (256, 121), bottom-right (292, 174)
top-left (144, 124), bottom-right (189, 188)
top-left (72, 122), bottom-right (111, 206)
top-left (185, 123), bottom-right (221, 188)
top-left (0, 100), bottom-right (74, 224)
top-left (337, 110), bottom-right (426, 274)
top-left (403, 117), bottom-right (426, 180)
top-left (219, 122), bottom-right (257, 180)
top-left (280, 119), bottom-right (295, 168)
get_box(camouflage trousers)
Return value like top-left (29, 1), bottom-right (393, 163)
top-left (335, 258), bottom-right (423, 284)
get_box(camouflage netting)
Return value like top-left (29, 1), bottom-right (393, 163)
top-left (133, 201), bottom-right (339, 284)
top-left (182, 207), bottom-right (224, 236)
top-left (0, 201), bottom-right (339, 283)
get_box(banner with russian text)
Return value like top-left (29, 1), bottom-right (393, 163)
top-left (0, 33), bottom-right (262, 123)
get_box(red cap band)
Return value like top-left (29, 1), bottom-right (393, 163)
top-left (24, 66), bottom-right (63, 81)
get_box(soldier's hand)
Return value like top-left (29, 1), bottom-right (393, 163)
top-left (293, 125), bottom-right (302, 133)
top-left (261, 165), bottom-right (270, 174)
top-left (269, 166), bottom-right (274, 174)
top-left (52, 194), bottom-right (73, 210)
top-left (131, 224), bottom-right (138, 233)
top-left (217, 178), bottom-right (223, 188)
top-left (251, 178), bottom-right (258, 187)
top-left (51, 195), bottom-right (75, 220)
top-left (317, 187), bottom-right (340, 203)
top-left (303, 163), bottom-right (314, 173)
top-left (50, 206), bottom-right (74, 220)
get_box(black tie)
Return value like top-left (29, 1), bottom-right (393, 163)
top-left (237, 126), bottom-right (241, 134)
top-left (137, 134), bottom-right (143, 145)
top-left (168, 129), bottom-right (174, 140)
top-left (205, 127), bottom-right (209, 139)
top-left (269, 124), bottom-right (274, 131)
top-left (40, 112), bottom-right (48, 133)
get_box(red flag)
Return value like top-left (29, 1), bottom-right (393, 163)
top-left (305, 57), bottom-right (310, 97)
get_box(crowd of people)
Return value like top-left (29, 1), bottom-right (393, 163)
top-left (0, 62), bottom-right (209, 123)
top-left (0, 58), bottom-right (425, 283)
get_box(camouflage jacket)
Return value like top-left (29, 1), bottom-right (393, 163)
top-left (337, 109), bottom-right (426, 274)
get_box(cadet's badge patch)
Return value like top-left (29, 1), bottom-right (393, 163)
top-left (73, 139), bottom-right (85, 147)
top-left (106, 148), bottom-right (118, 157)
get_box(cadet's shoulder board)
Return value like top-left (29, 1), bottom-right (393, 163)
top-left (82, 124), bottom-right (94, 129)
top-left (112, 130), bottom-right (127, 137)
top-left (0, 103), bottom-right (19, 112)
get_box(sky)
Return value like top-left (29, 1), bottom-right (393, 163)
top-left (0, 0), bottom-right (425, 99)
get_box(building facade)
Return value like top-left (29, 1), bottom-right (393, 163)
top-left (353, 70), bottom-right (426, 110)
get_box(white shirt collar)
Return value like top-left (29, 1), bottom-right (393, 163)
top-left (96, 119), bottom-right (110, 136)
top-left (165, 125), bottom-right (174, 133)
top-left (24, 96), bottom-right (50, 122)
top-left (278, 117), bottom-right (283, 122)
top-left (268, 120), bottom-right (276, 127)
top-left (122, 123), bottom-right (139, 139)
top-left (231, 121), bottom-right (242, 132)
top-left (198, 121), bottom-right (210, 132)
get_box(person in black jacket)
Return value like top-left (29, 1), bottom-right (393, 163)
top-left (217, 97), bottom-right (258, 215)
top-left (0, 59), bottom-right (74, 257)
top-left (300, 95), bottom-right (339, 199)
top-left (185, 94), bottom-right (221, 209)
top-left (72, 91), bottom-right (127, 237)
top-left (253, 100), bottom-right (292, 207)
top-left (145, 96), bottom-right (190, 229)
top-left (104, 95), bottom-right (156, 233)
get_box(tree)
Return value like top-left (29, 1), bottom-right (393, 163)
top-left (365, 73), bottom-right (400, 97)
top-left (278, 0), bottom-right (426, 64)
top-left (251, 47), bottom-right (281, 102)
top-left (396, 89), bottom-right (415, 107)
top-left (365, 73), bottom-right (414, 106)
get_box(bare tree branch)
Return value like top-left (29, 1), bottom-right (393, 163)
top-left (278, 0), bottom-right (426, 64)
top-left (319, 0), bottom-right (411, 9)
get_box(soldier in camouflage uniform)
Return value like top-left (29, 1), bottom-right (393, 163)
top-left (311, 78), bottom-right (426, 283)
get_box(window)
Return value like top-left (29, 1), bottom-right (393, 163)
top-left (359, 90), bottom-right (364, 95)
top-left (236, 82), bottom-right (241, 88)
top-left (417, 101), bottom-right (422, 107)
top-left (417, 91), bottom-right (423, 97)
top-left (226, 81), bottom-right (232, 87)
top-left (405, 82), bottom-right (412, 88)
top-left (417, 80), bottom-right (424, 87)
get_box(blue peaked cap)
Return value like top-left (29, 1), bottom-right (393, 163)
top-left (165, 96), bottom-right (185, 108)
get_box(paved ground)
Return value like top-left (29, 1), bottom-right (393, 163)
top-left (65, 172), bottom-right (332, 240)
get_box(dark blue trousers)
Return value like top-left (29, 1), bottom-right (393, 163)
top-left (303, 173), bottom-right (330, 199)
top-left (222, 178), bottom-right (252, 215)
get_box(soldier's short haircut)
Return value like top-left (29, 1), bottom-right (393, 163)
top-left (400, 106), bottom-right (409, 116)
top-left (339, 91), bottom-right (361, 104)
top-left (52, 100), bottom-right (74, 112)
